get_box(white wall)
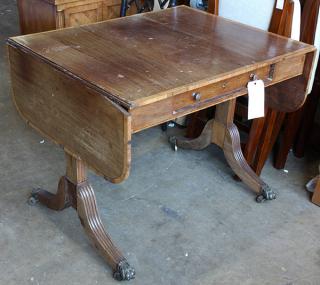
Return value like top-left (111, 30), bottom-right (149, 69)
top-left (218, 0), bottom-right (275, 31)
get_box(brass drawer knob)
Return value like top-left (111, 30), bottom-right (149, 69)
top-left (192, 92), bottom-right (201, 101)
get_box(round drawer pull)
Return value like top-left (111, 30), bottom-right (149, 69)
top-left (192, 92), bottom-right (201, 101)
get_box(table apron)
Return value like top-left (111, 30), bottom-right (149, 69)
top-left (131, 54), bottom-right (306, 133)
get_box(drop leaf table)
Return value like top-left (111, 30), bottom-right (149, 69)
top-left (7, 6), bottom-right (316, 281)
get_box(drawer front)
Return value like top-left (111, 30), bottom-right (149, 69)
top-left (63, 2), bottom-right (103, 27)
top-left (131, 54), bottom-right (305, 133)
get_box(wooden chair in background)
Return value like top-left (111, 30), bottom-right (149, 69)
top-left (273, 0), bottom-right (320, 169)
top-left (207, 0), bottom-right (218, 14)
top-left (239, 0), bottom-right (296, 176)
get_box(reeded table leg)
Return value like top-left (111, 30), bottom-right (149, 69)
top-left (76, 181), bottom-right (135, 281)
top-left (174, 99), bottom-right (276, 202)
top-left (223, 123), bottom-right (276, 202)
top-left (29, 176), bottom-right (70, 210)
top-left (29, 153), bottom-right (135, 281)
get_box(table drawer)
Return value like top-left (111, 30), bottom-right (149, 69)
top-left (131, 54), bottom-right (305, 133)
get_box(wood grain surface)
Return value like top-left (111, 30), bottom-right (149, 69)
top-left (8, 45), bottom-right (131, 183)
top-left (130, 55), bottom-right (306, 132)
top-left (8, 6), bottom-right (316, 183)
top-left (10, 6), bottom-right (315, 109)
top-left (18, 0), bottom-right (57, 34)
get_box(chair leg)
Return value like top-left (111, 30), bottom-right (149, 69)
top-left (312, 178), bottom-right (320, 206)
top-left (294, 89), bottom-right (320, 158)
top-left (243, 117), bottom-right (265, 167)
top-left (252, 109), bottom-right (285, 175)
top-left (273, 109), bottom-right (303, 169)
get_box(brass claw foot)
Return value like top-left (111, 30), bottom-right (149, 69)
top-left (256, 185), bottom-right (277, 203)
top-left (113, 260), bottom-right (136, 281)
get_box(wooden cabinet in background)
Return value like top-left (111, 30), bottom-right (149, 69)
top-left (17, 0), bottom-right (130, 34)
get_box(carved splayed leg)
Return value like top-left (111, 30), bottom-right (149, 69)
top-left (28, 176), bottom-right (71, 210)
top-left (209, 100), bottom-right (276, 202)
top-left (223, 123), bottom-right (276, 202)
top-left (76, 181), bottom-right (135, 281)
top-left (169, 119), bottom-right (214, 151)
top-left (28, 153), bottom-right (135, 281)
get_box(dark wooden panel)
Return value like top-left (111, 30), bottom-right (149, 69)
top-left (17, 0), bottom-right (57, 34)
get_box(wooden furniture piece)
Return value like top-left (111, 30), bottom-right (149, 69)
top-left (294, 61), bottom-right (320, 157)
top-left (312, 176), bottom-right (320, 206)
top-left (17, 0), bottom-right (135, 34)
top-left (207, 0), bottom-right (218, 14)
top-left (273, 0), bottom-right (320, 168)
top-left (7, 6), bottom-right (315, 280)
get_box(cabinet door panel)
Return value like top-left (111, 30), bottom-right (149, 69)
top-left (63, 3), bottom-right (103, 27)
top-left (18, 0), bottom-right (57, 34)
top-left (103, 0), bottom-right (121, 19)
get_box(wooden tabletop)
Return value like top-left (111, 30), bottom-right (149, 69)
top-left (8, 6), bottom-right (314, 109)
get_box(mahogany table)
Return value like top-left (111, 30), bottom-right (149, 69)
top-left (7, 6), bottom-right (316, 281)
